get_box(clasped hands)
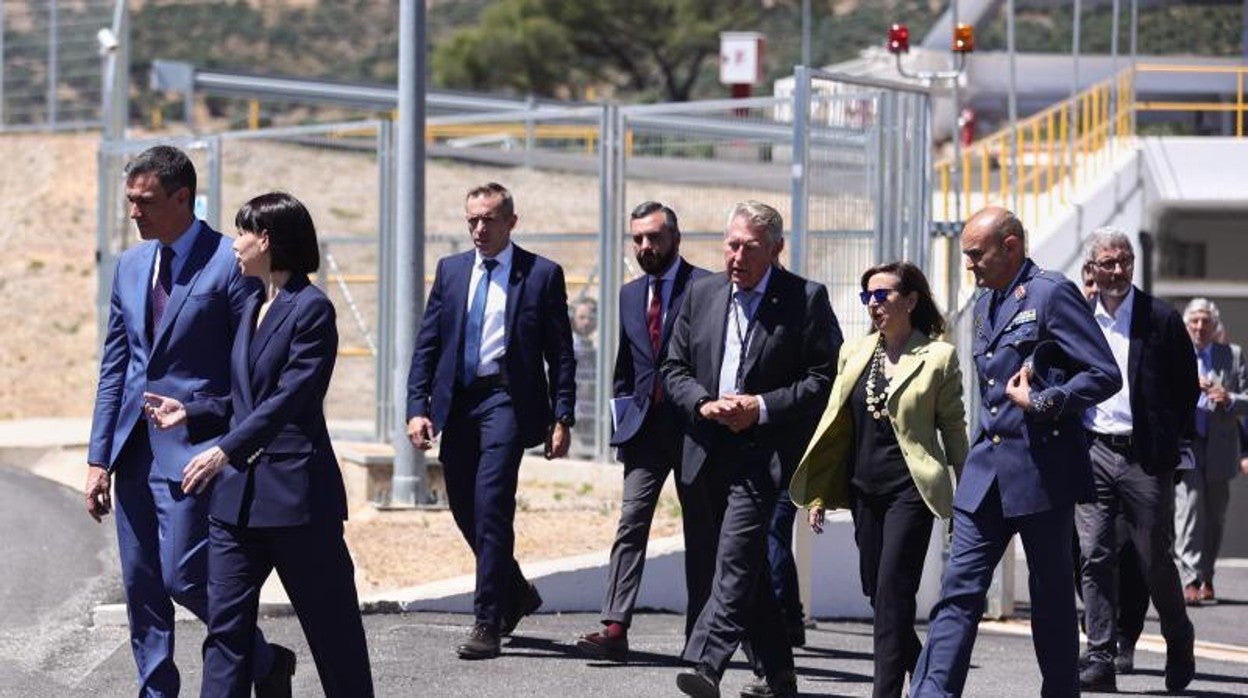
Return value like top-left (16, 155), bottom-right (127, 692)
top-left (699, 393), bottom-right (761, 433)
top-left (141, 392), bottom-right (225, 495)
top-left (1199, 376), bottom-right (1231, 410)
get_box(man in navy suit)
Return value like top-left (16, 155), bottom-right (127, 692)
top-left (665, 201), bottom-right (839, 698)
top-left (911, 206), bottom-right (1121, 697)
top-left (1074, 228), bottom-right (1196, 692)
top-left (85, 146), bottom-right (289, 696)
top-left (407, 182), bottom-right (576, 660)
top-left (575, 202), bottom-right (713, 661)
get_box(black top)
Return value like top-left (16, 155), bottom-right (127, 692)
top-left (849, 368), bottom-right (913, 495)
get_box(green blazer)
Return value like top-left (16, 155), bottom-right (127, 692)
top-left (790, 330), bottom-right (969, 518)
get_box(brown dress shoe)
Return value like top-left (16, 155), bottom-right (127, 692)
top-left (575, 629), bottom-right (629, 661)
top-left (1200, 581), bottom-right (1216, 604)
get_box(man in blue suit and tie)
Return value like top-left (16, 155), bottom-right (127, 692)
top-left (911, 206), bottom-right (1121, 697)
top-left (85, 146), bottom-right (290, 696)
top-left (407, 182), bottom-right (577, 660)
top-left (575, 202), bottom-right (713, 661)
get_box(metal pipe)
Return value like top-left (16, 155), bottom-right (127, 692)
top-left (1071, 0), bottom-right (1082, 188)
top-left (390, 0), bottom-right (430, 507)
top-left (47, 0), bottom-right (58, 129)
top-left (1130, 0), bottom-right (1138, 137)
top-left (801, 0), bottom-right (811, 70)
top-left (1006, 0), bottom-right (1019, 214)
top-left (790, 65), bottom-right (811, 276)
top-left (1110, 0), bottom-right (1119, 156)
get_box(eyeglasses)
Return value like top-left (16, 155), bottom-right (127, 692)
top-left (859, 288), bottom-right (896, 305)
top-left (1093, 257), bottom-right (1133, 271)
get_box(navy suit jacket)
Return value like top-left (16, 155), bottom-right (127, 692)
top-left (662, 267), bottom-right (840, 488)
top-left (406, 244), bottom-right (576, 449)
top-left (1100, 287), bottom-right (1199, 474)
top-left (185, 275), bottom-right (347, 528)
top-left (610, 258), bottom-right (710, 448)
top-left (957, 259), bottom-right (1121, 518)
top-left (89, 222), bottom-right (256, 480)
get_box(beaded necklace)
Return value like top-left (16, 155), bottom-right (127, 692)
top-left (864, 336), bottom-right (891, 420)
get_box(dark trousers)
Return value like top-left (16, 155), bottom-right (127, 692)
top-left (441, 387), bottom-right (531, 629)
top-left (201, 518), bottom-right (373, 698)
top-left (911, 484), bottom-right (1079, 698)
top-left (602, 415), bottom-right (716, 638)
top-left (852, 483), bottom-right (934, 698)
top-left (768, 490), bottom-right (805, 629)
top-left (682, 454), bottom-right (793, 680)
top-left (1075, 440), bottom-right (1193, 666)
top-left (1073, 524), bottom-right (1150, 649)
top-left (112, 424), bottom-right (273, 697)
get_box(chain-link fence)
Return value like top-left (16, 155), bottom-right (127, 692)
top-left (2, 0), bottom-right (114, 132)
top-left (98, 72), bottom-right (936, 470)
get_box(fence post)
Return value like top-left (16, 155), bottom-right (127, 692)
top-left (47, 0), bottom-right (58, 129)
top-left (376, 119), bottom-right (395, 443)
top-left (595, 103), bottom-right (624, 463)
top-left (790, 66), bottom-right (811, 277)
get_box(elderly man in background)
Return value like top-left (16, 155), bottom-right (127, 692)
top-left (1177, 298), bottom-right (1247, 606)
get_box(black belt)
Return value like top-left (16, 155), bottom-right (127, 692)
top-left (1089, 431), bottom-right (1133, 449)
top-left (464, 372), bottom-right (508, 393)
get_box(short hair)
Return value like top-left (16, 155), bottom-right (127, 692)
top-left (124, 145), bottom-right (197, 212)
top-left (727, 200), bottom-right (783, 244)
top-left (630, 201), bottom-right (680, 236)
top-left (1183, 297), bottom-right (1221, 328)
top-left (1084, 226), bottom-right (1134, 262)
top-left (860, 260), bottom-right (945, 337)
top-left (234, 192), bottom-right (320, 274)
top-left (570, 296), bottom-right (597, 312)
top-left (994, 209), bottom-right (1026, 246)
top-left (466, 182), bottom-right (514, 218)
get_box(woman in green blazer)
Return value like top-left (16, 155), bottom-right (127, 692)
top-left (790, 261), bottom-right (968, 698)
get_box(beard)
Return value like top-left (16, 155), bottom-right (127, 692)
top-left (1099, 280), bottom-right (1130, 298)
top-left (637, 247), bottom-right (675, 276)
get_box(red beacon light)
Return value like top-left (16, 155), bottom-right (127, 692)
top-left (887, 24), bottom-right (910, 55)
top-left (953, 23), bottom-right (975, 53)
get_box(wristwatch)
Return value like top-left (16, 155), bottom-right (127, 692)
top-left (694, 395), bottom-right (714, 417)
top-left (556, 414), bottom-right (575, 427)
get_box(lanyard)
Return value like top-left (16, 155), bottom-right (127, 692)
top-left (731, 290), bottom-right (759, 392)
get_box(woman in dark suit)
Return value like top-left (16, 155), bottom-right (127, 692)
top-left (789, 261), bottom-right (968, 698)
top-left (144, 192), bottom-right (373, 698)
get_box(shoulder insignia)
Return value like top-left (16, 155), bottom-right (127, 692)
top-left (1014, 285), bottom-right (1027, 300)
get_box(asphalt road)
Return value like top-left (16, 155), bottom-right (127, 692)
top-left (1, 461), bottom-right (1244, 696)
top-left (0, 463), bottom-right (127, 697)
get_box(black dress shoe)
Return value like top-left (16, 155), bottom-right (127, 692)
top-left (575, 629), bottom-right (629, 661)
top-left (1165, 643), bottom-right (1195, 692)
top-left (740, 670), bottom-right (798, 698)
top-left (676, 665), bottom-right (721, 698)
top-left (501, 582), bottom-right (543, 636)
top-left (1079, 660), bottom-right (1117, 692)
top-left (1114, 643), bottom-right (1135, 674)
top-left (255, 643), bottom-right (296, 698)
top-left (457, 624), bottom-right (501, 660)
top-left (786, 624), bottom-right (806, 648)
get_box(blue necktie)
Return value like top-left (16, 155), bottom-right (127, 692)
top-left (461, 259), bottom-right (498, 386)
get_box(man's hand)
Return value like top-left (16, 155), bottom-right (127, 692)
top-left (181, 446), bottom-right (227, 495)
top-left (720, 394), bottom-right (761, 433)
top-left (1005, 366), bottom-right (1033, 411)
top-left (85, 465), bottom-right (111, 522)
top-left (545, 422), bottom-right (571, 459)
top-left (699, 398), bottom-right (739, 422)
top-left (143, 392), bottom-right (187, 430)
top-left (1240, 456), bottom-right (1248, 477)
top-left (406, 416), bottom-right (437, 450)
top-left (1206, 383), bottom-right (1230, 410)
top-left (808, 506), bottom-right (825, 534)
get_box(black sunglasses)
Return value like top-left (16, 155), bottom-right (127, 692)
top-left (859, 288), bottom-right (896, 305)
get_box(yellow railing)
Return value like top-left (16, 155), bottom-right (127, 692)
top-left (1134, 63), bottom-right (1248, 137)
top-left (935, 63), bottom-right (1248, 227)
top-left (933, 70), bottom-right (1134, 228)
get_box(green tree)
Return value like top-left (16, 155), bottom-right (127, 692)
top-left (433, 0), bottom-right (764, 101)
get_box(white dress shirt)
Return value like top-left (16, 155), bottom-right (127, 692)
top-left (718, 265), bottom-right (773, 424)
top-left (1085, 287), bottom-right (1134, 434)
top-left (465, 243), bottom-right (513, 377)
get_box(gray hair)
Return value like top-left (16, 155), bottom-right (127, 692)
top-left (1084, 226), bottom-right (1134, 262)
top-left (1183, 297), bottom-right (1221, 328)
top-left (727, 200), bottom-right (783, 244)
